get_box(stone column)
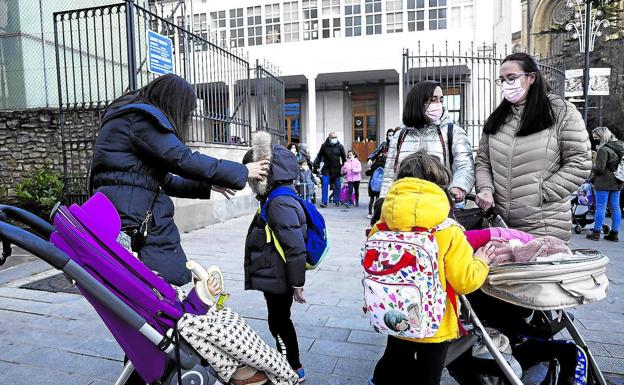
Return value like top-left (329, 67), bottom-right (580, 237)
top-left (307, 74), bottom-right (319, 154)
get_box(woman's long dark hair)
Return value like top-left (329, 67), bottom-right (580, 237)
top-left (402, 81), bottom-right (439, 128)
top-left (483, 53), bottom-right (556, 136)
top-left (108, 74), bottom-right (197, 138)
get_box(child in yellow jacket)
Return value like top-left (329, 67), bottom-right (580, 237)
top-left (369, 151), bottom-right (495, 385)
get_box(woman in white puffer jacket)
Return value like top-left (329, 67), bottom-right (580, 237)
top-left (380, 81), bottom-right (475, 200)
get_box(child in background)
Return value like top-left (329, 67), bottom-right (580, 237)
top-left (296, 159), bottom-right (319, 203)
top-left (368, 151), bottom-right (495, 385)
top-left (341, 150), bottom-right (362, 208)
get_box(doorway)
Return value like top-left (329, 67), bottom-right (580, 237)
top-left (351, 93), bottom-right (378, 160)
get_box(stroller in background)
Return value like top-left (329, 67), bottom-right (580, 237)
top-left (571, 182), bottom-right (610, 235)
top-left (0, 193), bottom-right (232, 385)
top-left (445, 195), bottom-right (609, 385)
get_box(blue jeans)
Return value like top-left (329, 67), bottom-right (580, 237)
top-left (321, 175), bottom-right (342, 205)
top-left (593, 190), bottom-right (621, 233)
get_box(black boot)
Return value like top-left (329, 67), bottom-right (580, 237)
top-left (586, 231), bottom-right (601, 241)
top-left (604, 231), bottom-right (619, 242)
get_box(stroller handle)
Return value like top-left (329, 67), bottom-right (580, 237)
top-left (0, 204), bottom-right (55, 238)
top-left (0, 220), bottom-right (199, 371)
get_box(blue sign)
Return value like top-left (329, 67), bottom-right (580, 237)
top-left (147, 30), bottom-right (174, 75)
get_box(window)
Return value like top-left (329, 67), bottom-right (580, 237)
top-left (284, 1), bottom-right (300, 42)
top-left (428, 0), bottom-right (447, 30)
top-left (386, 0), bottom-right (403, 33)
top-left (365, 0), bottom-right (382, 35)
top-left (247, 6), bottom-right (262, 46)
top-left (450, 0), bottom-right (473, 29)
top-left (302, 0), bottom-right (319, 40)
top-left (407, 0), bottom-right (425, 31)
top-left (210, 11), bottom-right (227, 46)
top-left (345, 0), bottom-right (362, 37)
top-left (193, 13), bottom-right (208, 50)
top-left (321, 0), bottom-right (341, 38)
top-left (266, 4), bottom-right (281, 44)
top-left (229, 8), bottom-right (244, 48)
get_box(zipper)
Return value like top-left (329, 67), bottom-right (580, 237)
top-left (506, 133), bottom-right (516, 221)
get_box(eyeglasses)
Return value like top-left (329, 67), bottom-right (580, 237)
top-left (495, 73), bottom-right (533, 86)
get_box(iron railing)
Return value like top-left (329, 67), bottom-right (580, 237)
top-left (255, 60), bottom-right (286, 146)
top-left (403, 42), bottom-right (566, 148)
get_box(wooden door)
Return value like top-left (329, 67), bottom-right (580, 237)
top-left (351, 94), bottom-right (378, 160)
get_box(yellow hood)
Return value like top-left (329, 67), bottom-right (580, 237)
top-left (381, 178), bottom-right (450, 231)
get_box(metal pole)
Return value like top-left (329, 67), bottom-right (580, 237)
top-left (125, 0), bottom-right (138, 91)
top-left (38, 0), bottom-right (49, 107)
top-left (598, 96), bottom-right (603, 126)
top-left (582, 1), bottom-right (591, 124)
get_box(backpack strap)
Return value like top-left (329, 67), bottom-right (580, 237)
top-left (259, 186), bottom-right (301, 263)
top-left (393, 128), bottom-right (411, 172)
top-left (447, 123), bottom-right (454, 167)
top-left (446, 284), bottom-right (468, 336)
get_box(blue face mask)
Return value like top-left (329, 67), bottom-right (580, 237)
top-left (330, 138), bottom-right (338, 145)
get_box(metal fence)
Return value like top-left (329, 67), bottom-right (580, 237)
top-left (52, 1), bottom-right (284, 203)
top-left (403, 42), bottom-right (566, 148)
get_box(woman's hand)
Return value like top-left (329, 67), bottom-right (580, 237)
top-left (293, 287), bottom-right (306, 304)
top-left (207, 274), bottom-right (222, 297)
top-left (476, 190), bottom-right (494, 210)
top-left (474, 242), bottom-right (496, 265)
top-left (449, 187), bottom-right (466, 202)
top-left (212, 186), bottom-right (236, 199)
top-left (368, 159), bottom-right (373, 167)
top-left (247, 160), bottom-right (270, 180)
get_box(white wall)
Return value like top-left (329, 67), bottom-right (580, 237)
top-left (384, 84), bottom-right (401, 131)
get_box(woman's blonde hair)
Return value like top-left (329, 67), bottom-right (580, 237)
top-left (396, 151), bottom-right (452, 189)
top-left (592, 126), bottom-right (616, 148)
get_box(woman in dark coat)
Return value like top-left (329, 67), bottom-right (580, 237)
top-left (90, 74), bottom-right (268, 285)
top-left (587, 126), bottom-right (623, 242)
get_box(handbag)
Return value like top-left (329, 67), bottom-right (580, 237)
top-left (124, 188), bottom-right (159, 252)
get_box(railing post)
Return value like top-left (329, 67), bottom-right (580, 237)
top-left (125, 0), bottom-right (138, 91)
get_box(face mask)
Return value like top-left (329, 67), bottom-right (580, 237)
top-left (501, 79), bottom-right (528, 104)
top-left (330, 138), bottom-right (338, 145)
top-left (291, 148), bottom-right (297, 155)
top-left (387, 133), bottom-right (394, 141)
top-left (425, 102), bottom-right (443, 123)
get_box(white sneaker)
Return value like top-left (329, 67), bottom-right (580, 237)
top-left (367, 214), bottom-right (373, 219)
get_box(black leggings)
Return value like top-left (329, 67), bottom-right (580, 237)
top-left (372, 336), bottom-right (449, 385)
top-left (368, 183), bottom-right (380, 215)
top-left (264, 289), bottom-right (302, 370)
top-left (348, 181), bottom-right (360, 205)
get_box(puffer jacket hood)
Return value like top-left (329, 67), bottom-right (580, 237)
top-left (380, 110), bottom-right (475, 197)
top-left (370, 177), bottom-right (488, 343)
top-left (270, 145), bottom-right (300, 183)
top-left (382, 178), bottom-right (450, 230)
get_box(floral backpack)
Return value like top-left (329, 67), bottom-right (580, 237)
top-left (361, 218), bottom-right (463, 339)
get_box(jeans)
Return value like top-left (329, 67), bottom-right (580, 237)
top-left (347, 181), bottom-right (360, 205)
top-left (594, 190), bottom-right (621, 233)
top-left (264, 289), bottom-right (301, 370)
top-left (321, 175), bottom-right (342, 205)
top-left (372, 336), bottom-right (449, 385)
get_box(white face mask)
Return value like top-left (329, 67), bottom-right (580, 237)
top-left (291, 148), bottom-right (297, 155)
top-left (425, 102), bottom-right (443, 123)
top-left (330, 138), bottom-right (338, 145)
top-left (501, 78), bottom-right (528, 104)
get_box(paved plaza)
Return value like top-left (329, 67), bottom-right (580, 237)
top-left (0, 195), bottom-right (622, 385)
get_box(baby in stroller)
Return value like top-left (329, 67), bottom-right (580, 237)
top-left (571, 181), bottom-right (610, 235)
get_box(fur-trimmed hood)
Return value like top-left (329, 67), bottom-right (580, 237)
top-left (249, 131), bottom-right (299, 196)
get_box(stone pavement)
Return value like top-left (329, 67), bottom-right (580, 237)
top-left (0, 195), bottom-right (622, 385)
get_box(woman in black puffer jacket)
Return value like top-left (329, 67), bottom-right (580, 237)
top-left (90, 74), bottom-right (268, 285)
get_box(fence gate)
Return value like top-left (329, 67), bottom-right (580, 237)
top-left (402, 42), bottom-right (566, 148)
top-left (53, 1), bottom-right (283, 203)
top-left (255, 60), bottom-right (286, 145)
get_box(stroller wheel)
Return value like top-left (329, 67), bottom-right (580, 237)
top-left (574, 225), bottom-right (582, 234)
top-left (602, 225), bottom-right (610, 234)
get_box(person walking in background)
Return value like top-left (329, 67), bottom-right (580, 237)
top-left (314, 132), bottom-right (347, 208)
top-left (341, 150), bottom-right (362, 208)
top-left (296, 159), bottom-right (319, 203)
top-left (587, 126), bottom-right (623, 242)
top-left (380, 81), bottom-right (474, 202)
top-left (367, 128), bottom-right (396, 218)
top-left (475, 52), bottom-right (591, 242)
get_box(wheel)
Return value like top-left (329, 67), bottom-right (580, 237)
top-left (602, 225), bottom-right (610, 234)
top-left (574, 225), bottom-right (582, 234)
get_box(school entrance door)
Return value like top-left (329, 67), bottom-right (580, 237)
top-left (351, 93), bottom-right (378, 160)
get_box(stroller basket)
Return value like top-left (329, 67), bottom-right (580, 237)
top-left (0, 194), bottom-right (219, 385)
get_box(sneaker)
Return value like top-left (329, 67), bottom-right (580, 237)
top-left (319, 203), bottom-right (327, 208)
top-left (345, 203), bottom-right (351, 208)
top-left (367, 214), bottom-right (373, 219)
top-left (586, 232), bottom-right (600, 241)
top-left (295, 367), bottom-right (305, 383)
top-left (604, 231), bottom-right (619, 242)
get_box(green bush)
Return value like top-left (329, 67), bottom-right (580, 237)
top-left (15, 164), bottom-right (64, 219)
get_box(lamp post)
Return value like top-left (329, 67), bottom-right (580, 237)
top-left (565, 0), bottom-right (611, 124)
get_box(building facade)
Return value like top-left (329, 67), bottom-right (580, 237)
top-left (155, 0), bottom-right (514, 155)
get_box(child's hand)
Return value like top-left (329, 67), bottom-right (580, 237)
top-left (207, 275), bottom-right (222, 297)
top-left (475, 242), bottom-right (496, 265)
top-left (293, 287), bottom-right (306, 304)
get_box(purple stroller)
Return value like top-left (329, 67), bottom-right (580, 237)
top-left (0, 193), bottom-right (223, 385)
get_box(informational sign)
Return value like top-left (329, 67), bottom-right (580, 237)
top-left (565, 68), bottom-right (611, 97)
top-left (147, 30), bottom-right (174, 75)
